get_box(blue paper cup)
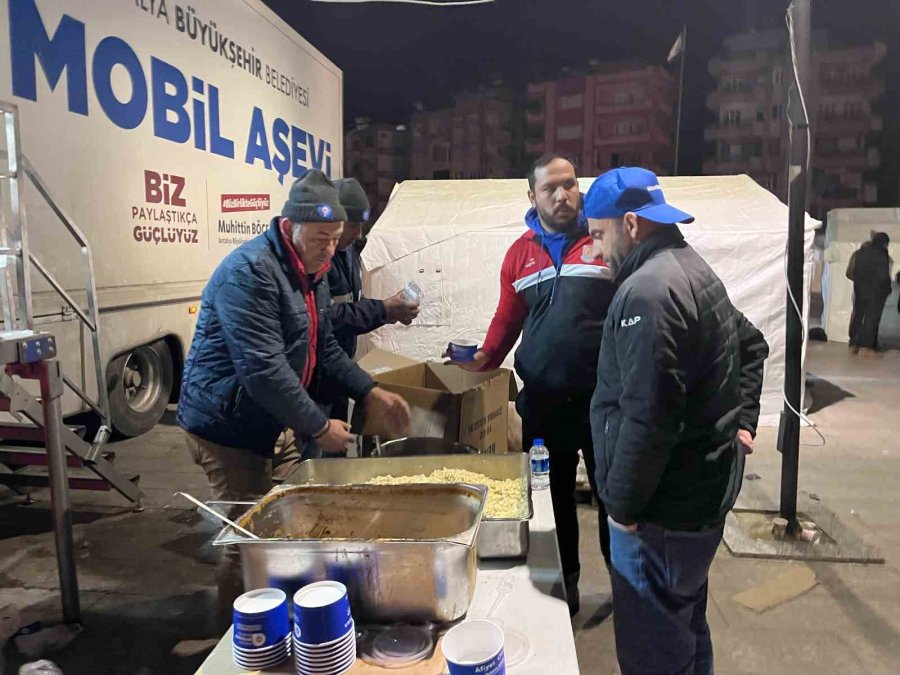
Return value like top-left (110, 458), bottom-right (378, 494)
top-left (294, 647), bottom-right (356, 675)
top-left (447, 340), bottom-right (478, 363)
top-left (233, 634), bottom-right (291, 656)
top-left (293, 641), bottom-right (356, 671)
top-left (441, 620), bottom-right (506, 675)
top-left (292, 625), bottom-right (355, 653)
top-left (293, 581), bottom-right (353, 646)
top-left (233, 588), bottom-right (290, 650)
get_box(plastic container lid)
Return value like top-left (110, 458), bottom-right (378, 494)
top-left (361, 625), bottom-right (433, 669)
top-left (533, 439), bottom-right (545, 446)
top-left (500, 626), bottom-right (531, 667)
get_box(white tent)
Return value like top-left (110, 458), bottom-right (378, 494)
top-left (823, 208), bottom-right (900, 348)
top-left (360, 175), bottom-right (819, 427)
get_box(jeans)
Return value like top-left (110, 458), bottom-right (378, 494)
top-left (609, 519), bottom-right (724, 675)
top-left (517, 389), bottom-right (611, 582)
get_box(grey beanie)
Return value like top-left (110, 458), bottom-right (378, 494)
top-left (335, 178), bottom-right (371, 223)
top-left (281, 170), bottom-right (347, 223)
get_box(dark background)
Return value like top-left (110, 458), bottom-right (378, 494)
top-left (262, 0), bottom-right (899, 200)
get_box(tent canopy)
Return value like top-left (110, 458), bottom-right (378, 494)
top-left (361, 174), bottom-right (819, 426)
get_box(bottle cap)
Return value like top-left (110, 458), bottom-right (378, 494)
top-left (533, 438), bottom-right (544, 446)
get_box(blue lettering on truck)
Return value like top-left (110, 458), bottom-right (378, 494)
top-left (8, 0), bottom-right (333, 180)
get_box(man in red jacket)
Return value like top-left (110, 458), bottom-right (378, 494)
top-left (450, 154), bottom-right (615, 614)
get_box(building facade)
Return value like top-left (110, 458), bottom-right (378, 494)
top-left (344, 122), bottom-right (410, 222)
top-left (704, 30), bottom-right (886, 218)
top-left (525, 63), bottom-right (677, 176)
top-left (410, 89), bottom-right (515, 180)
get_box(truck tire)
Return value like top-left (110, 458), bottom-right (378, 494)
top-left (107, 339), bottom-right (174, 437)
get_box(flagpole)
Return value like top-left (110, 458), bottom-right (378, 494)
top-left (674, 24), bottom-right (686, 176)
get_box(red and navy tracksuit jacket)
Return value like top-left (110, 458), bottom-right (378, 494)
top-left (481, 207), bottom-right (615, 394)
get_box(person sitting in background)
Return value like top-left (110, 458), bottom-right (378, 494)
top-left (846, 231), bottom-right (892, 355)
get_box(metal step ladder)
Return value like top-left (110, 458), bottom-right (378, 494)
top-left (0, 100), bottom-right (142, 507)
top-left (0, 100), bottom-right (143, 623)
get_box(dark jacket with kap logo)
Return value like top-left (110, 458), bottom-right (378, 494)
top-left (591, 226), bottom-right (769, 530)
top-left (177, 219), bottom-right (375, 456)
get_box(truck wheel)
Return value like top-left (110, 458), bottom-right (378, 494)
top-left (107, 340), bottom-right (174, 437)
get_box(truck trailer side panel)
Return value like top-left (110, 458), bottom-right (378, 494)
top-left (0, 0), bottom-right (343, 431)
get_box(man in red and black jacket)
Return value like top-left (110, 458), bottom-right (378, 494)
top-left (450, 154), bottom-right (615, 615)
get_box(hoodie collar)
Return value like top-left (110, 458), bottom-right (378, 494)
top-left (524, 207), bottom-right (587, 269)
top-left (524, 207), bottom-right (587, 239)
top-left (615, 225), bottom-right (686, 285)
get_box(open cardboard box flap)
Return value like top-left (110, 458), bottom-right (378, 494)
top-left (354, 349), bottom-right (517, 453)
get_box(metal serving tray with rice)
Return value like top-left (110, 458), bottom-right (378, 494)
top-left (212, 483), bottom-right (486, 624)
top-left (286, 454), bottom-right (534, 559)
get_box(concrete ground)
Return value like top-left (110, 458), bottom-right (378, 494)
top-left (1, 342), bottom-right (900, 674)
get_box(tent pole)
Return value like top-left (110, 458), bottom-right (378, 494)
top-left (778, 0), bottom-right (811, 535)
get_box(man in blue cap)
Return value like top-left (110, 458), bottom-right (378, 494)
top-left (584, 167), bottom-right (769, 674)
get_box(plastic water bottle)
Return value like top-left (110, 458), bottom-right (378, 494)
top-left (529, 439), bottom-right (549, 491)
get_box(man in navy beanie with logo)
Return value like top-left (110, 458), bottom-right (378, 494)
top-left (178, 169), bottom-right (410, 626)
top-left (585, 167), bottom-right (768, 674)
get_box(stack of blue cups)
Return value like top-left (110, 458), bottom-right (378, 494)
top-left (292, 581), bottom-right (356, 675)
top-left (232, 588), bottom-right (292, 669)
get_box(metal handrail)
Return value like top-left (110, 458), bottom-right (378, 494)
top-left (29, 253), bottom-right (96, 331)
top-left (0, 101), bottom-right (110, 428)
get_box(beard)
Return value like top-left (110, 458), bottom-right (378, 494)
top-left (538, 204), bottom-right (579, 232)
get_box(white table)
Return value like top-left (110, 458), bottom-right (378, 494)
top-left (196, 489), bottom-right (580, 674)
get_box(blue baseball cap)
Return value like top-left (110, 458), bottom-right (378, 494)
top-left (584, 167), bottom-right (694, 225)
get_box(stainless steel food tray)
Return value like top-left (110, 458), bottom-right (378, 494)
top-left (212, 483), bottom-right (487, 624)
top-left (285, 454), bottom-right (533, 559)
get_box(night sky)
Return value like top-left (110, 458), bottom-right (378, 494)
top-left (263, 0), bottom-right (898, 186)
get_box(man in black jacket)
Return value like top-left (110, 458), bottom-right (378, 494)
top-left (585, 168), bottom-right (768, 675)
top-left (846, 232), bottom-right (892, 355)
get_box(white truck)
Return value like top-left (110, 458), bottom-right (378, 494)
top-left (0, 0), bottom-right (343, 436)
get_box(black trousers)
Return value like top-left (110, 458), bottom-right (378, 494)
top-left (850, 288), bottom-right (889, 349)
top-left (517, 389), bottom-right (611, 579)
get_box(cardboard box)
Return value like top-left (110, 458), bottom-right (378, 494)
top-left (355, 349), bottom-right (517, 454)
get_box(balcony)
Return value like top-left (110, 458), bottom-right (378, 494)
top-left (704, 123), bottom-right (756, 142)
top-left (819, 78), bottom-right (885, 100)
top-left (706, 84), bottom-right (762, 109)
top-left (594, 99), bottom-right (674, 117)
top-left (812, 148), bottom-right (880, 171)
top-left (594, 128), bottom-right (672, 148)
top-left (749, 120), bottom-right (784, 138)
top-left (703, 159), bottom-right (749, 175)
top-left (816, 114), bottom-right (882, 134)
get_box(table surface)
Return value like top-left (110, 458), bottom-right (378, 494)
top-left (196, 488), bottom-right (580, 675)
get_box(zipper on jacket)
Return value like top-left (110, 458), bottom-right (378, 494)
top-left (536, 234), bottom-right (566, 306)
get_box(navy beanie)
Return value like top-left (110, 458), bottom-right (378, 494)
top-left (335, 178), bottom-right (371, 224)
top-left (281, 170), bottom-right (347, 223)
